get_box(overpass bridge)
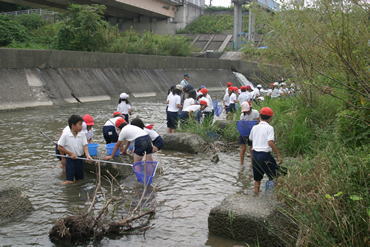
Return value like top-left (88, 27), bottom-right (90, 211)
top-left (1, 0), bottom-right (205, 33)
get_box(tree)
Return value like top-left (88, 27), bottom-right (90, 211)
top-left (55, 4), bottom-right (110, 51)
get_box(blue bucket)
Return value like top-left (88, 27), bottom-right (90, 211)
top-left (213, 100), bottom-right (223, 117)
top-left (106, 143), bottom-right (120, 157)
top-left (236, 120), bottom-right (258, 137)
top-left (132, 161), bottom-right (158, 185)
top-left (88, 143), bottom-right (99, 156)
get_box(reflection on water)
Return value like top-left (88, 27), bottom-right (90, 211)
top-left (0, 100), bottom-right (252, 246)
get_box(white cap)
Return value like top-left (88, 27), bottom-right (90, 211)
top-left (257, 96), bottom-right (265, 101)
top-left (176, 84), bottom-right (183, 90)
top-left (281, 82), bottom-right (287, 86)
top-left (273, 82), bottom-right (279, 86)
top-left (241, 102), bottom-right (250, 112)
top-left (120, 93), bottom-right (129, 99)
top-left (257, 84), bottom-right (262, 88)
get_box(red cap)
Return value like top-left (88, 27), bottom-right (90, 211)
top-left (200, 88), bottom-right (208, 95)
top-left (115, 117), bottom-right (126, 128)
top-left (145, 124), bottom-right (154, 130)
top-left (83, 114), bottom-right (94, 126)
top-left (199, 100), bottom-right (208, 106)
top-left (227, 82), bottom-right (233, 87)
top-left (232, 87), bottom-right (239, 92)
top-left (246, 85), bottom-right (252, 90)
top-left (112, 111), bottom-right (121, 117)
top-left (240, 86), bottom-right (247, 90)
top-left (260, 107), bottom-right (274, 116)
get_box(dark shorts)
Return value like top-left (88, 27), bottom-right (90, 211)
top-left (252, 151), bottom-right (278, 181)
top-left (103, 125), bottom-right (118, 144)
top-left (153, 136), bottom-right (164, 150)
top-left (66, 157), bottom-right (84, 181)
top-left (179, 111), bottom-right (189, 121)
top-left (134, 135), bottom-right (153, 156)
top-left (226, 103), bottom-right (236, 113)
top-left (239, 136), bottom-right (252, 146)
top-left (167, 111), bottom-right (179, 129)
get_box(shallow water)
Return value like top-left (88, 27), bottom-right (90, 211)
top-left (0, 100), bottom-right (252, 247)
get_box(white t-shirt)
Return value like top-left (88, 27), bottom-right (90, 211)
top-left (223, 93), bottom-right (230, 106)
top-left (104, 116), bottom-right (121, 127)
top-left (81, 122), bottom-right (94, 141)
top-left (204, 94), bottom-right (213, 112)
top-left (118, 124), bottom-right (148, 142)
top-left (229, 93), bottom-right (237, 104)
top-left (238, 92), bottom-right (251, 104)
top-left (183, 104), bottom-right (201, 112)
top-left (271, 88), bottom-right (280, 98)
top-left (167, 93), bottom-right (181, 112)
top-left (252, 88), bottom-right (260, 99)
top-left (144, 128), bottom-right (160, 141)
top-left (58, 130), bottom-right (88, 156)
top-left (249, 121), bottom-right (274, 152)
top-left (117, 102), bottom-right (131, 114)
top-left (240, 109), bottom-right (259, 121)
top-left (183, 98), bottom-right (195, 109)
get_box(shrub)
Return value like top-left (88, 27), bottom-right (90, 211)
top-left (13, 14), bottom-right (45, 30)
top-left (0, 15), bottom-right (27, 46)
top-left (55, 4), bottom-right (111, 51)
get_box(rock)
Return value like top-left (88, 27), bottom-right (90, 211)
top-left (84, 156), bottom-right (133, 178)
top-left (162, 133), bottom-right (207, 154)
top-left (214, 120), bottom-right (234, 130)
top-left (0, 188), bottom-right (33, 224)
top-left (208, 193), bottom-right (297, 247)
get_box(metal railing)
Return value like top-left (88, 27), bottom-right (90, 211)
top-left (0, 8), bottom-right (57, 16)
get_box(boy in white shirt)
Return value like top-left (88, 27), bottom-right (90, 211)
top-left (199, 88), bottom-right (214, 122)
top-left (238, 86), bottom-right (252, 104)
top-left (239, 102), bottom-right (260, 166)
top-left (249, 107), bottom-right (282, 195)
top-left (166, 88), bottom-right (182, 133)
top-left (105, 118), bottom-right (153, 163)
top-left (131, 118), bottom-right (164, 153)
top-left (180, 100), bottom-right (208, 122)
top-left (117, 93), bottom-right (132, 122)
top-left (58, 115), bottom-right (92, 184)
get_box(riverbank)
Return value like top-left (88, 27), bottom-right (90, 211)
top-left (0, 48), bottom-right (281, 111)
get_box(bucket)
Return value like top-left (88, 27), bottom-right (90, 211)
top-left (213, 100), bottom-right (223, 117)
top-left (236, 120), bottom-right (258, 137)
top-left (132, 161), bottom-right (158, 185)
top-left (106, 143), bottom-right (120, 157)
top-left (87, 143), bottom-right (99, 156)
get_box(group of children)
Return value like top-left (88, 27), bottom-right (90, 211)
top-left (57, 93), bottom-right (163, 184)
top-left (58, 75), bottom-right (283, 195)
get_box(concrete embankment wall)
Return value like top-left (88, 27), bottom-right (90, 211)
top-left (0, 48), bottom-right (274, 110)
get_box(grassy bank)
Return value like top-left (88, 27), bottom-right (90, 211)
top-left (0, 4), bottom-right (192, 56)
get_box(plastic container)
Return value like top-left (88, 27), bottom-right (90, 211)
top-left (105, 143), bottom-right (120, 157)
top-left (265, 180), bottom-right (275, 192)
top-left (87, 143), bottom-right (99, 156)
top-left (132, 161), bottom-right (159, 185)
top-left (236, 120), bottom-right (258, 137)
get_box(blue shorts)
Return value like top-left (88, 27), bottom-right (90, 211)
top-left (102, 125), bottom-right (118, 144)
top-left (167, 111), bottom-right (179, 129)
top-left (66, 157), bottom-right (84, 181)
top-left (153, 136), bottom-right (164, 150)
top-left (134, 135), bottom-right (153, 156)
top-left (252, 151), bottom-right (278, 181)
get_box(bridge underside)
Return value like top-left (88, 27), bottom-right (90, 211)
top-left (1, 0), bottom-right (177, 19)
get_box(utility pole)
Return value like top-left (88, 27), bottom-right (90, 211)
top-left (248, 7), bottom-right (255, 42)
top-left (232, 0), bottom-right (247, 50)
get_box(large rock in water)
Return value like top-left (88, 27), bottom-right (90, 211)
top-left (0, 188), bottom-right (33, 224)
top-left (208, 193), bottom-right (297, 247)
top-left (162, 133), bottom-right (207, 154)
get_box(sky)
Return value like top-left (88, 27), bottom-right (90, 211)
top-left (205, 0), bottom-right (231, 7)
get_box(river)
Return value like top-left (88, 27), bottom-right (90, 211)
top-left (0, 100), bottom-right (250, 247)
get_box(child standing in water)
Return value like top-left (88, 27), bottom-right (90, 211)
top-left (82, 114), bottom-right (94, 143)
top-left (117, 93), bottom-right (132, 122)
top-left (102, 112), bottom-right (123, 144)
top-left (249, 107), bottom-right (282, 195)
top-left (105, 118), bottom-right (153, 163)
top-left (58, 115), bottom-right (92, 184)
top-left (131, 118), bottom-right (164, 152)
top-left (166, 88), bottom-right (182, 133)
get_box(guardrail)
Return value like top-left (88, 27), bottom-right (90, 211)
top-left (0, 8), bottom-right (57, 16)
